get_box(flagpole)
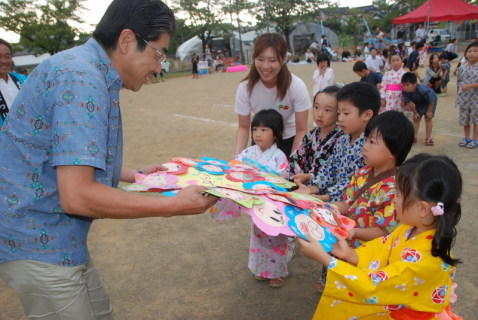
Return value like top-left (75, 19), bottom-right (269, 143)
top-left (426, 0), bottom-right (431, 33)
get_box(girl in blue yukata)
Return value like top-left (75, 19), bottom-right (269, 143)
top-left (298, 153), bottom-right (463, 320)
top-left (213, 109), bottom-right (291, 288)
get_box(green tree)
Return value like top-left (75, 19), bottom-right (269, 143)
top-left (222, 0), bottom-right (256, 63)
top-left (341, 9), bottom-right (367, 47)
top-left (255, 0), bottom-right (327, 50)
top-left (174, 0), bottom-right (228, 55)
top-left (169, 18), bottom-right (200, 56)
top-left (0, 0), bottom-right (86, 55)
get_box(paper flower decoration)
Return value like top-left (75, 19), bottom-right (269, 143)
top-left (135, 171), bottom-right (181, 190)
top-left (228, 160), bottom-right (258, 172)
top-left (172, 157), bottom-right (200, 167)
top-left (310, 203), bottom-right (341, 227)
top-left (122, 183), bottom-right (150, 192)
top-left (242, 181), bottom-right (287, 193)
top-left (241, 197), bottom-right (295, 237)
top-left (194, 162), bottom-right (230, 175)
top-left (161, 161), bottom-right (188, 175)
top-left (200, 157), bottom-right (229, 166)
top-left (286, 192), bottom-right (325, 208)
top-left (205, 187), bottom-right (264, 208)
top-left (225, 170), bottom-right (263, 183)
top-left (240, 158), bottom-right (279, 176)
top-left (258, 173), bottom-right (296, 188)
top-left (265, 193), bottom-right (299, 206)
top-left (310, 202), bottom-right (354, 238)
top-left (284, 203), bottom-right (309, 218)
top-left (161, 190), bottom-right (179, 197)
top-left (287, 211), bottom-right (336, 252)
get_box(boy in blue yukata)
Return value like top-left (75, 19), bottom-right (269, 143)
top-left (295, 82), bottom-right (380, 202)
top-left (401, 72), bottom-right (438, 146)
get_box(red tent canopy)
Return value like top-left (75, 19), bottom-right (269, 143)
top-left (393, 0), bottom-right (478, 24)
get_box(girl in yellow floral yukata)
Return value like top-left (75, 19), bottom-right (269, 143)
top-left (299, 153), bottom-right (463, 320)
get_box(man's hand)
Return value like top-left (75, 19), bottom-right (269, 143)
top-left (141, 163), bottom-right (168, 174)
top-left (170, 186), bottom-right (218, 216)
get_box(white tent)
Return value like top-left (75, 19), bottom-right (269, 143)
top-left (175, 36), bottom-right (202, 62)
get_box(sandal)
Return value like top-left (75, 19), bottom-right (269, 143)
top-left (459, 138), bottom-right (472, 147)
top-left (466, 140), bottom-right (478, 149)
top-left (269, 277), bottom-right (286, 288)
top-left (254, 275), bottom-right (266, 281)
top-left (425, 138), bottom-right (434, 146)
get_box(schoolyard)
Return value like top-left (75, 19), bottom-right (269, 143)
top-left (0, 58), bottom-right (477, 320)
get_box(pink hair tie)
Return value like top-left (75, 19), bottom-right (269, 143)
top-left (431, 202), bottom-right (445, 216)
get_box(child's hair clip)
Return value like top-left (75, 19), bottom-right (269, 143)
top-left (431, 202), bottom-right (444, 216)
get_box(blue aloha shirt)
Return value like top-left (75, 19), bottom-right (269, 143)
top-left (0, 38), bottom-right (123, 266)
top-left (310, 133), bottom-right (365, 202)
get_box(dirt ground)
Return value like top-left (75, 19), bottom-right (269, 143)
top-left (1, 58), bottom-right (477, 320)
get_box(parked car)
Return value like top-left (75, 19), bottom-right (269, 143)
top-left (426, 29), bottom-right (453, 46)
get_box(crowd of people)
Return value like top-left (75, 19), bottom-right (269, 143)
top-left (0, 1), bottom-right (475, 318)
top-left (307, 30), bottom-right (478, 149)
top-left (228, 30), bottom-right (466, 318)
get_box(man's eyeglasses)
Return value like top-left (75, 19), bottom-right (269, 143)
top-left (135, 33), bottom-right (167, 64)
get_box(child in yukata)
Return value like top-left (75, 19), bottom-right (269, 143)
top-left (295, 82), bottom-right (380, 203)
top-left (455, 41), bottom-right (478, 149)
top-left (212, 109), bottom-right (291, 288)
top-left (333, 110), bottom-right (414, 249)
top-left (401, 72), bottom-right (438, 146)
top-left (315, 110), bottom-right (414, 292)
top-left (379, 53), bottom-right (406, 113)
top-left (299, 153), bottom-right (463, 320)
top-left (288, 85), bottom-right (343, 183)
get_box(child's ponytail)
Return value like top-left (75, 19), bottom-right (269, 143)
top-left (397, 154), bottom-right (462, 266)
top-left (432, 200), bottom-right (461, 266)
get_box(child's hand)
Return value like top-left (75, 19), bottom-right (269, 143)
top-left (412, 113), bottom-right (421, 122)
top-left (297, 233), bottom-right (331, 266)
top-left (141, 164), bottom-right (168, 174)
top-left (462, 84), bottom-right (472, 92)
top-left (425, 110), bottom-right (434, 119)
top-left (290, 173), bottom-right (312, 184)
top-left (331, 232), bottom-right (358, 265)
top-left (294, 180), bottom-right (313, 194)
top-left (347, 228), bottom-right (356, 240)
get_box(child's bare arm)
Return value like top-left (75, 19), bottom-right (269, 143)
top-left (331, 201), bottom-right (350, 215)
top-left (298, 233), bottom-right (358, 266)
top-left (349, 227), bottom-right (388, 242)
top-left (295, 180), bottom-right (320, 194)
top-left (290, 173), bottom-right (313, 184)
top-left (462, 83), bottom-right (478, 91)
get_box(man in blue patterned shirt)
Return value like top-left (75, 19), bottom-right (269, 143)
top-left (0, 1), bottom-right (217, 319)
